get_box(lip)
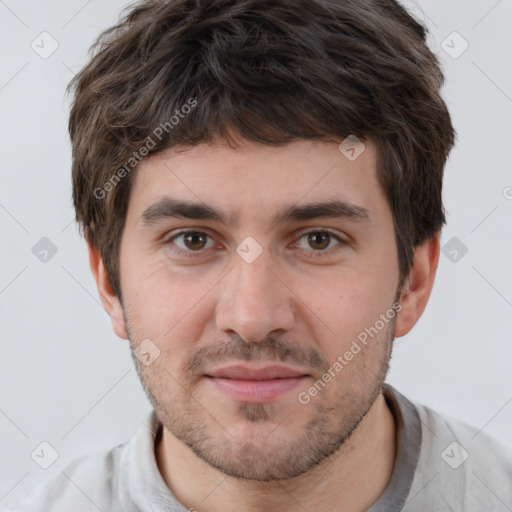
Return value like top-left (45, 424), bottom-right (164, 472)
top-left (205, 364), bottom-right (309, 380)
top-left (204, 364), bottom-right (309, 403)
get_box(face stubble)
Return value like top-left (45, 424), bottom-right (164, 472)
top-left (123, 296), bottom-right (398, 482)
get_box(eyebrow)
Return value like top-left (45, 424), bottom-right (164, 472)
top-left (138, 196), bottom-right (372, 229)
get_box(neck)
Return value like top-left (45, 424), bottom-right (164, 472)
top-left (156, 392), bottom-right (396, 512)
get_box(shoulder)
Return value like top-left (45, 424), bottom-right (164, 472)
top-left (416, 401), bottom-right (512, 470)
top-left (5, 411), bottom-right (161, 512)
top-left (407, 400), bottom-right (512, 511)
top-left (4, 445), bottom-right (124, 512)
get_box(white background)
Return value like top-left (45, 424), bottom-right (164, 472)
top-left (0, 0), bottom-right (511, 508)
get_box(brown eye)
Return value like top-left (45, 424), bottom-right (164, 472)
top-left (294, 230), bottom-right (346, 255)
top-left (307, 232), bottom-right (331, 250)
top-left (182, 232), bottom-right (208, 250)
top-left (169, 230), bottom-right (216, 255)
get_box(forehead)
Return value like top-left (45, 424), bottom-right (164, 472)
top-left (126, 135), bottom-right (387, 228)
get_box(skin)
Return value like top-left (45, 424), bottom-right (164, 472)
top-left (88, 132), bottom-right (440, 512)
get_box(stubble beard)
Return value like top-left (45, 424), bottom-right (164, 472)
top-left (125, 309), bottom-right (395, 481)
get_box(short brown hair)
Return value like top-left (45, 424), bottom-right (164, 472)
top-left (68, 0), bottom-right (456, 299)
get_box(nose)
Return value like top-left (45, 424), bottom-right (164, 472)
top-left (215, 252), bottom-right (296, 343)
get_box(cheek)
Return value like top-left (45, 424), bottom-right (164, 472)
top-left (122, 259), bottom-right (216, 355)
top-left (306, 266), bottom-right (397, 360)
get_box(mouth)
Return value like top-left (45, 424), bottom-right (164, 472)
top-left (204, 364), bottom-right (310, 403)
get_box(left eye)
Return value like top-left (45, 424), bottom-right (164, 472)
top-left (295, 231), bottom-right (344, 252)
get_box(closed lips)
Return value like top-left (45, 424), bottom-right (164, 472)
top-left (205, 365), bottom-right (308, 380)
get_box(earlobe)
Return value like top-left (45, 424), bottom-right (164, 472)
top-left (87, 241), bottom-right (128, 340)
top-left (394, 232), bottom-right (441, 338)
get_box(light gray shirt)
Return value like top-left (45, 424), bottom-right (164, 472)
top-left (5, 384), bottom-right (512, 511)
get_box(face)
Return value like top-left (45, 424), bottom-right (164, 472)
top-left (115, 134), bottom-right (402, 480)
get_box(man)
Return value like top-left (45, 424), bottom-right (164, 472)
top-left (8, 0), bottom-right (512, 510)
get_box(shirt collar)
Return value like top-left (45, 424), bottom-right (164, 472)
top-left (367, 383), bottom-right (422, 511)
top-left (119, 383), bottom-right (422, 511)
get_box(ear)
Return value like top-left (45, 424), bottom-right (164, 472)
top-left (394, 231), bottom-right (440, 338)
top-left (87, 241), bottom-right (128, 340)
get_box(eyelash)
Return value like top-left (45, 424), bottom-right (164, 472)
top-left (164, 229), bottom-right (347, 259)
